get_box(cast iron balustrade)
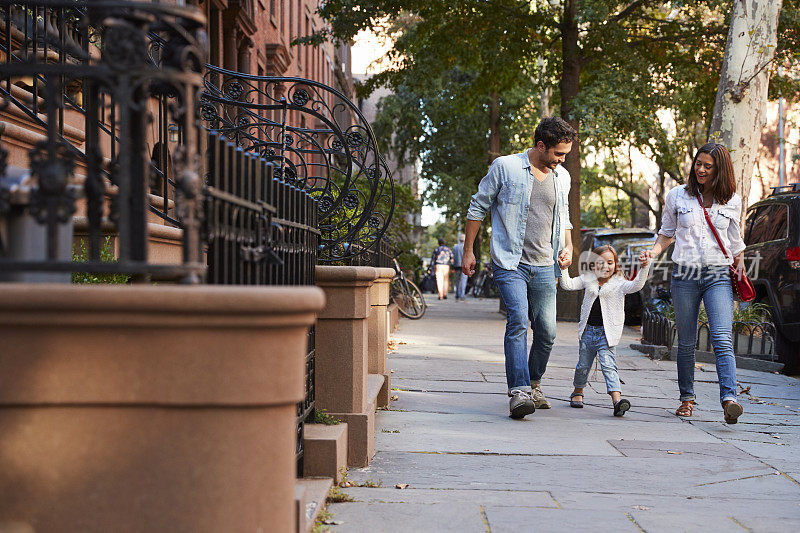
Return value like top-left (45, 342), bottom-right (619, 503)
top-left (0, 0), bottom-right (206, 282)
top-left (200, 64), bottom-right (395, 265)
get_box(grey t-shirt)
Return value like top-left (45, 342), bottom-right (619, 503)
top-left (520, 171), bottom-right (556, 266)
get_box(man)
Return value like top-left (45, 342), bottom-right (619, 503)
top-left (452, 233), bottom-right (467, 300)
top-left (462, 117), bottom-right (576, 419)
top-left (432, 238), bottom-right (454, 300)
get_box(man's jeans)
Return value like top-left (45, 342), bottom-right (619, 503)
top-left (493, 262), bottom-right (557, 392)
top-left (455, 270), bottom-right (468, 299)
top-left (672, 265), bottom-right (737, 404)
top-left (573, 325), bottom-right (621, 394)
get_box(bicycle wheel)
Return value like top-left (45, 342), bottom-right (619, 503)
top-left (392, 278), bottom-right (426, 319)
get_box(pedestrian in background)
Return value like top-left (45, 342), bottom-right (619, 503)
top-left (452, 233), bottom-right (467, 301)
top-left (432, 238), bottom-right (454, 300)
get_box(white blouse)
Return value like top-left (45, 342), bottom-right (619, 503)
top-left (658, 184), bottom-right (746, 266)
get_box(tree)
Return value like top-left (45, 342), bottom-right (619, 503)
top-left (710, 0), bottom-right (783, 208)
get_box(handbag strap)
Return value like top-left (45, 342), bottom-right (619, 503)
top-left (696, 194), bottom-right (731, 260)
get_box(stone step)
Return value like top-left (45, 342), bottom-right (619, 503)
top-left (295, 477), bottom-right (333, 533)
top-left (303, 422), bottom-right (348, 482)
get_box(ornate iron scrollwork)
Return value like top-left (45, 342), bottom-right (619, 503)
top-left (201, 65), bottom-right (395, 263)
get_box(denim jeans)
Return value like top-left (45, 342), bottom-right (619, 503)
top-left (492, 261), bottom-right (557, 392)
top-left (672, 265), bottom-right (737, 404)
top-left (573, 325), bottom-right (621, 394)
top-left (455, 270), bottom-right (468, 299)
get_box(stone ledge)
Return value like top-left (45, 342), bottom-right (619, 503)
top-left (303, 423), bottom-right (348, 482)
top-left (316, 265), bottom-right (378, 286)
top-left (296, 477), bottom-right (333, 533)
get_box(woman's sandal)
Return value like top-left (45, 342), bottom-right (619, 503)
top-left (723, 401), bottom-right (743, 424)
top-left (675, 401), bottom-right (694, 417)
top-left (570, 392), bottom-right (584, 408)
top-left (613, 398), bottom-right (631, 417)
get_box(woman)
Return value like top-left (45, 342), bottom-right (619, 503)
top-left (640, 142), bottom-right (746, 424)
top-left (432, 238), bottom-right (454, 300)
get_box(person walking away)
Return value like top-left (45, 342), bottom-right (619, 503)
top-left (640, 142), bottom-right (746, 424)
top-left (559, 246), bottom-right (651, 416)
top-left (452, 233), bottom-right (468, 300)
top-left (462, 117), bottom-right (577, 419)
top-left (432, 238), bottom-right (454, 300)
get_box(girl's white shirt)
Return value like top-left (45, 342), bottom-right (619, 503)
top-left (560, 263), bottom-right (651, 347)
top-left (658, 184), bottom-right (746, 266)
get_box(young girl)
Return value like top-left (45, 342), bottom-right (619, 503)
top-left (558, 246), bottom-right (651, 416)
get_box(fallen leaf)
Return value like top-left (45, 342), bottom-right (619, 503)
top-left (395, 483), bottom-right (409, 489)
top-left (390, 395), bottom-right (399, 401)
top-left (632, 505), bottom-right (650, 511)
top-left (772, 435), bottom-right (781, 439)
top-left (667, 450), bottom-right (682, 455)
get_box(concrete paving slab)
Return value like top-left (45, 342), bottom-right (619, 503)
top-left (484, 507), bottom-right (641, 532)
top-left (326, 502), bottom-right (486, 532)
top-left (336, 487), bottom-right (557, 507)
top-left (374, 411), bottom-right (717, 456)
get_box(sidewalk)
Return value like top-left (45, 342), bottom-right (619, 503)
top-left (327, 297), bottom-right (800, 532)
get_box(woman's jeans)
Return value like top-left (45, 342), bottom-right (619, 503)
top-left (574, 325), bottom-right (621, 394)
top-left (492, 262), bottom-right (557, 393)
top-left (672, 265), bottom-right (737, 404)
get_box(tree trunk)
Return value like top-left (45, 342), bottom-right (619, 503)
top-left (488, 92), bottom-right (501, 163)
top-left (560, 0), bottom-right (582, 272)
top-left (709, 0), bottom-right (782, 213)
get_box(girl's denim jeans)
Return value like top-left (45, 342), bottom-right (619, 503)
top-left (671, 265), bottom-right (737, 404)
top-left (574, 325), bottom-right (621, 393)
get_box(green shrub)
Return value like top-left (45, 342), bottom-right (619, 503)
top-left (72, 237), bottom-right (130, 284)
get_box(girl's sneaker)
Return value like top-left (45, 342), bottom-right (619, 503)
top-left (613, 398), bottom-right (631, 417)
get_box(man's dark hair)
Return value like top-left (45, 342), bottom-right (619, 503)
top-left (437, 238), bottom-right (446, 246)
top-left (534, 117), bottom-right (578, 149)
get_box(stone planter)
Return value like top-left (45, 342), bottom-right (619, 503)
top-left (0, 283), bottom-right (324, 533)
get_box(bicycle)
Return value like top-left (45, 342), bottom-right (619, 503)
top-left (390, 258), bottom-right (426, 319)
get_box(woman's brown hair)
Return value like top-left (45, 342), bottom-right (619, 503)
top-left (591, 245), bottom-right (622, 278)
top-left (687, 142), bottom-right (736, 204)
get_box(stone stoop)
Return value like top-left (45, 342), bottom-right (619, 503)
top-left (302, 423), bottom-right (348, 482)
top-left (295, 477), bottom-right (333, 533)
top-left (329, 373), bottom-right (384, 468)
top-left (387, 302), bottom-right (400, 332)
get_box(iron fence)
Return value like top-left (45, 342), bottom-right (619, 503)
top-left (642, 308), bottom-right (778, 360)
top-left (0, 1), bottom-right (206, 282)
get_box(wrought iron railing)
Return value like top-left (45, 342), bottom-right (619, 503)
top-left (0, 0), bottom-right (206, 283)
top-left (200, 64), bottom-right (395, 263)
top-left (1, 0), bottom-right (395, 477)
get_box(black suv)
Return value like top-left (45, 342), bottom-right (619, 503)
top-left (743, 184), bottom-right (800, 373)
top-left (580, 228), bottom-right (657, 325)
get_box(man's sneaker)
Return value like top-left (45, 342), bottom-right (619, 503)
top-left (509, 390), bottom-right (536, 419)
top-left (531, 386), bottom-right (551, 409)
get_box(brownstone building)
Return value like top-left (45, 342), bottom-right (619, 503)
top-left (198, 0), bottom-right (353, 94)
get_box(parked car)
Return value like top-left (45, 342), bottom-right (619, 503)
top-left (580, 228), bottom-right (657, 325)
top-left (743, 184), bottom-right (800, 373)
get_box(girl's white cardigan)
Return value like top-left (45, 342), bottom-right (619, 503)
top-left (559, 264), bottom-right (651, 347)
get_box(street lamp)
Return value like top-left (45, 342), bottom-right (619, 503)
top-left (168, 123), bottom-right (180, 143)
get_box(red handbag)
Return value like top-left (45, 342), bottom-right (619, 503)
top-left (696, 194), bottom-right (756, 302)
